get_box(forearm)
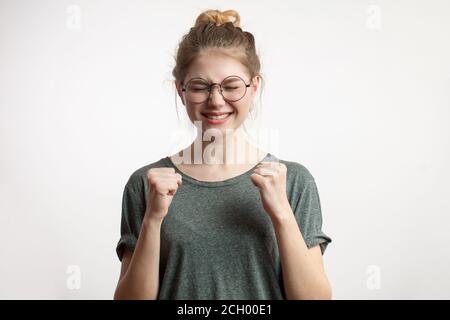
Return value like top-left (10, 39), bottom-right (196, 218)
top-left (272, 212), bottom-right (332, 300)
top-left (114, 213), bottom-right (163, 300)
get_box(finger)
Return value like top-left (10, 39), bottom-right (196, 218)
top-left (257, 162), bottom-right (285, 174)
top-left (256, 165), bottom-right (278, 173)
top-left (175, 173), bottom-right (182, 186)
top-left (148, 167), bottom-right (176, 174)
top-left (154, 177), bottom-right (182, 187)
top-left (250, 172), bottom-right (265, 188)
top-left (148, 173), bottom-right (182, 186)
top-left (163, 173), bottom-right (182, 185)
top-left (158, 181), bottom-right (179, 195)
top-left (167, 181), bottom-right (179, 195)
top-left (147, 168), bottom-right (175, 180)
top-left (258, 161), bottom-right (280, 168)
top-left (253, 167), bottom-right (277, 176)
top-left (152, 172), bottom-right (181, 179)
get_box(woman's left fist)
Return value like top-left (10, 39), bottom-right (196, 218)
top-left (250, 161), bottom-right (292, 220)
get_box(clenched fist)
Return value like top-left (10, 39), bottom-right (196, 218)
top-left (250, 161), bottom-right (292, 221)
top-left (145, 167), bottom-right (182, 221)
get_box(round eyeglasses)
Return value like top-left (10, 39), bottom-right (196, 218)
top-left (181, 75), bottom-right (251, 103)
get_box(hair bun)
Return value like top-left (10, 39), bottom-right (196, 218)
top-left (194, 9), bottom-right (241, 28)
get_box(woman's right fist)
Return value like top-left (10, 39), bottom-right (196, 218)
top-left (145, 167), bottom-right (182, 221)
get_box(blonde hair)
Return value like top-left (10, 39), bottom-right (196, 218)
top-left (175, 10), bottom-right (263, 90)
top-left (172, 9), bottom-right (264, 123)
top-left (194, 9), bottom-right (241, 27)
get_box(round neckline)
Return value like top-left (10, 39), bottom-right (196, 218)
top-left (163, 152), bottom-right (273, 187)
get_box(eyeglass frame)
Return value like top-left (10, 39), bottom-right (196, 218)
top-left (181, 75), bottom-right (252, 103)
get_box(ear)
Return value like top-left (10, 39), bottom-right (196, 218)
top-left (251, 75), bottom-right (261, 95)
top-left (175, 80), bottom-right (185, 105)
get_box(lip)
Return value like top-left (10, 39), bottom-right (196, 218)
top-left (201, 111), bottom-right (234, 125)
top-left (202, 112), bottom-right (234, 116)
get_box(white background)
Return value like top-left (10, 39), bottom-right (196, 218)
top-left (1, 0), bottom-right (449, 299)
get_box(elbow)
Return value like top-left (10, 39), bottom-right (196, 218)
top-left (309, 277), bottom-right (333, 300)
top-left (113, 278), bottom-right (126, 300)
top-left (320, 285), bottom-right (333, 300)
top-left (289, 291), bottom-right (332, 300)
top-left (113, 286), bottom-right (124, 300)
top-left (309, 283), bottom-right (333, 300)
top-left (113, 284), bottom-right (158, 300)
top-left (114, 289), bottom-right (157, 300)
top-left (311, 284), bottom-right (333, 300)
top-left (113, 291), bottom-right (157, 300)
top-left (287, 284), bottom-right (333, 300)
top-left (113, 290), bottom-right (125, 300)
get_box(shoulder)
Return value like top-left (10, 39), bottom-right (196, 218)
top-left (123, 156), bottom-right (171, 193)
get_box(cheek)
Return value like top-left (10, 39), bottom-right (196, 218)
top-left (183, 107), bottom-right (198, 124)
top-left (234, 103), bottom-right (251, 117)
top-left (185, 105), bottom-right (200, 117)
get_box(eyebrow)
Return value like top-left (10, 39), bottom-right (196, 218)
top-left (186, 76), bottom-right (243, 83)
top-left (193, 77), bottom-right (217, 82)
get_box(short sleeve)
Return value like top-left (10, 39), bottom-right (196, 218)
top-left (293, 178), bottom-right (332, 255)
top-left (116, 181), bottom-right (146, 262)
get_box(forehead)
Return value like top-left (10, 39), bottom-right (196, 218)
top-left (185, 51), bottom-right (249, 82)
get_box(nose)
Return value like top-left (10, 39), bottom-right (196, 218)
top-left (208, 84), bottom-right (226, 105)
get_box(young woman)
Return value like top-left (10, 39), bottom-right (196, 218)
top-left (114, 9), bottom-right (332, 300)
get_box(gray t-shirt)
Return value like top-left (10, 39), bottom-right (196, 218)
top-left (116, 152), bottom-right (332, 299)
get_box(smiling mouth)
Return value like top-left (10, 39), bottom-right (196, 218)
top-left (201, 112), bottom-right (234, 120)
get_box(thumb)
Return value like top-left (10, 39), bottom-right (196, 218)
top-left (250, 173), bottom-right (265, 189)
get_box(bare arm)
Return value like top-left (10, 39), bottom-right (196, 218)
top-left (114, 167), bottom-right (181, 299)
top-left (113, 213), bottom-right (163, 300)
top-left (272, 212), bottom-right (332, 300)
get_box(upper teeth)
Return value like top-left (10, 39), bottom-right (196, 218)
top-left (204, 113), bottom-right (231, 120)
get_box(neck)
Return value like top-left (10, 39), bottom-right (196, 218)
top-left (173, 127), bottom-right (264, 166)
